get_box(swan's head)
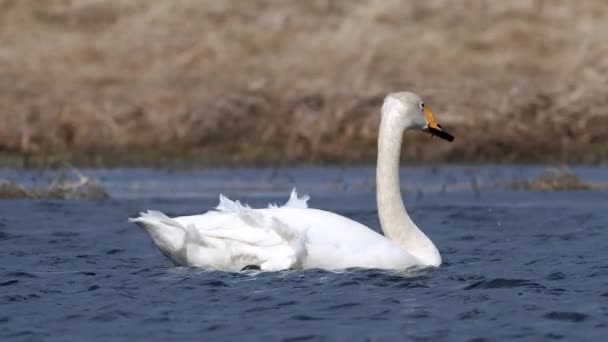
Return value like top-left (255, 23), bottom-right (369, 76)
top-left (382, 92), bottom-right (454, 142)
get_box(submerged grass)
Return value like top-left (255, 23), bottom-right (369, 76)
top-left (0, 1), bottom-right (607, 166)
top-left (0, 168), bottom-right (108, 200)
top-left (499, 168), bottom-right (595, 191)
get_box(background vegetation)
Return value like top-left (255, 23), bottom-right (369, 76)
top-left (1, 0), bottom-right (607, 166)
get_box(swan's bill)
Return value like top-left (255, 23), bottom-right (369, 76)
top-left (427, 126), bottom-right (454, 142)
top-left (424, 107), bottom-right (454, 142)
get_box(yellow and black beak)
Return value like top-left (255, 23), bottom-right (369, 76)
top-left (424, 107), bottom-right (454, 142)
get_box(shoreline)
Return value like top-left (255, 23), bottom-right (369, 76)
top-left (2, 153), bottom-right (608, 169)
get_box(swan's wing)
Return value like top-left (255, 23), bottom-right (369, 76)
top-left (209, 194), bottom-right (308, 270)
top-left (268, 188), bottom-right (310, 209)
top-left (132, 193), bottom-right (308, 272)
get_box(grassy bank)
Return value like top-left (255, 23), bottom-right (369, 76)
top-left (1, 0), bottom-right (607, 166)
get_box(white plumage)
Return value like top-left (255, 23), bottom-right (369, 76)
top-left (130, 91), bottom-right (454, 272)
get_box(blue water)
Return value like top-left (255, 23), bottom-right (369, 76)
top-left (1, 167), bottom-right (607, 341)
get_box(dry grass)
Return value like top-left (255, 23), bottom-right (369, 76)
top-left (0, 0), bottom-right (607, 166)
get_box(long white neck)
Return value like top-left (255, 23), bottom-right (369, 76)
top-left (376, 108), bottom-right (441, 266)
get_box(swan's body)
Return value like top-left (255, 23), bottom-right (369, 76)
top-left (132, 191), bottom-right (420, 271)
top-left (130, 92), bottom-right (454, 271)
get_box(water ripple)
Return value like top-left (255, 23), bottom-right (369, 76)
top-left (543, 311), bottom-right (589, 323)
top-left (1, 176), bottom-right (607, 341)
top-left (464, 278), bottom-right (540, 290)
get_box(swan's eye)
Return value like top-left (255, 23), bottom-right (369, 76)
top-left (419, 102), bottom-right (425, 110)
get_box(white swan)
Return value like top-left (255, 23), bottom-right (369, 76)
top-left (130, 91), bottom-right (454, 271)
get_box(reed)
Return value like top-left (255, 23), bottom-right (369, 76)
top-left (0, 1), bottom-right (606, 165)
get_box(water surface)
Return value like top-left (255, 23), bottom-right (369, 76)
top-left (1, 167), bottom-right (607, 341)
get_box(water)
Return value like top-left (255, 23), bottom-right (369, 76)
top-left (1, 167), bottom-right (607, 341)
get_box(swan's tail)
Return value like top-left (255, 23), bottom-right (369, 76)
top-left (129, 210), bottom-right (183, 229)
top-left (129, 211), bottom-right (187, 264)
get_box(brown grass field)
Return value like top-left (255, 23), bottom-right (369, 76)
top-left (0, 0), bottom-right (607, 166)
